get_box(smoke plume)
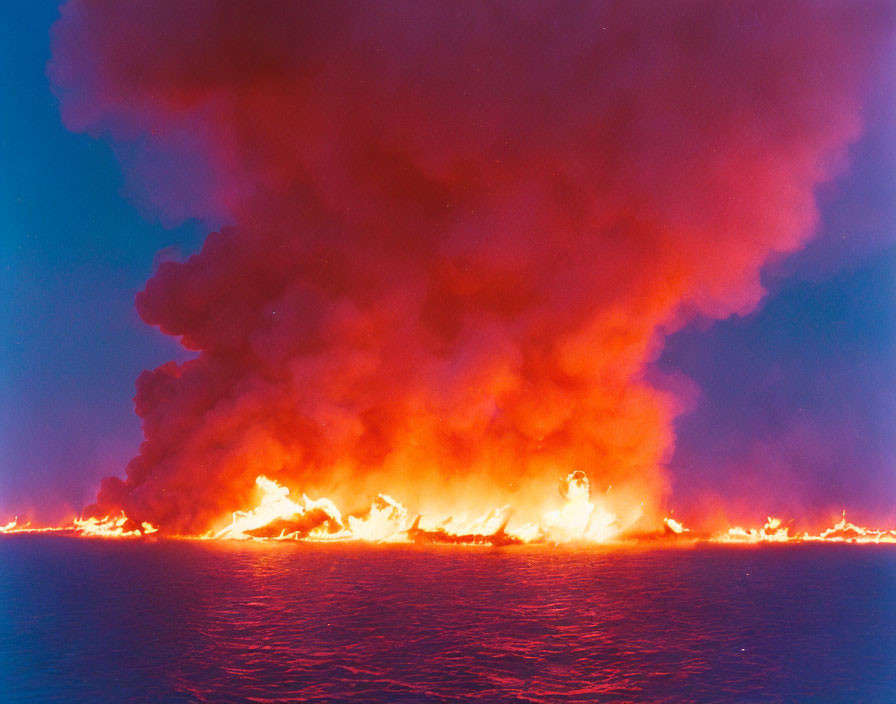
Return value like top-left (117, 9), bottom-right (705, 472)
top-left (49, 0), bottom-right (891, 532)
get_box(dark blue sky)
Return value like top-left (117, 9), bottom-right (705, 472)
top-left (2, 2), bottom-right (894, 524)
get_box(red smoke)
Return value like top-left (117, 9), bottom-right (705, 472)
top-left (49, 1), bottom-right (891, 533)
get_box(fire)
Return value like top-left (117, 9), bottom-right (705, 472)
top-left (542, 471), bottom-right (625, 543)
top-left (343, 495), bottom-right (411, 543)
top-left (38, 2), bottom-right (893, 558)
top-left (663, 517), bottom-right (687, 534)
top-left (0, 513), bottom-right (157, 538)
top-left (202, 471), bottom-right (638, 546)
top-left (200, 477), bottom-right (896, 546)
top-left (3, 478), bottom-right (894, 546)
top-left (709, 511), bottom-right (896, 545)
top-left (714, 517), bottom-right (792, 543)
top-left (74, 513), bottom-right (159, 538)
top-left (804, 512), bottom-right (896, 543)
top-left (211, 476), bottom-right (344, 540)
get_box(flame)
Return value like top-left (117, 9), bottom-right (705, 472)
top-left (201, 471), bottom-right (639, 546)
top-left (663, 517), bottom-right (687, 534)
top-left (342, 494), bottom-right (411, 543)
top-left (74, 513), bottom-right (159, 538)
top-left (211, 476), bottom-right (345, 540)
top-left (542, 471), bottom-right (625, 543)
top-left (805, 512), bottom-right (896, 543)
top-left (201, 477), bottom-right (895, 546)
top-left (709, 511), bottom-right (896, 545)
top-left (0, 512), bottom-right (157, 538)
top-left (3, 481), bottom-right (894, 546)
top-left (714, 517), bottom-right (791, 543)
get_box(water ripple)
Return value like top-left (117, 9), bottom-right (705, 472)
top-left (1, 538), bottom-right (894, 703)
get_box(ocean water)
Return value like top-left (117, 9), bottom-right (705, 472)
top-left (1, 537), bottom-right (894, 703)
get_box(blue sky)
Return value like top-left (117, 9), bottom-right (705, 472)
top-left (1, 1), bottom-right (202, 519)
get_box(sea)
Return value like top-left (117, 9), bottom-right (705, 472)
top-left (1, 536), bottom-right (894, 703)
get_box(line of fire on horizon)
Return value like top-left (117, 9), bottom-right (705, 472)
top-left (3, 472), bottom-right (894, 546)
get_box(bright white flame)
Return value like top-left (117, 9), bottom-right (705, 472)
top-left (664, 517), bottom-right (687, 534)
top-left (212, 476), bottom-right (344, 540)
top-left (342, 494), bottom-right (411, 542)
top-left (543, 471), bottom-right (622, 543)
top-left (205, 471), bottom-right (631, 545)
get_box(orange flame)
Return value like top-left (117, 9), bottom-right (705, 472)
top-left (200, 472), bottom-right (642, 546)
top-left (663, 517), bottom-right (687, 534)
top-left (704, 511), bottom-right (896, 544)
top-left (0, 513), bottom-right (157, 538)
top-left (3, 481), bottom-right (894, 546)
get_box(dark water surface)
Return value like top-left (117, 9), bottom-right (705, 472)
top-left (1, 537), bottom-right (894, 703)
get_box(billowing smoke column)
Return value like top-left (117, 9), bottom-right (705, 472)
top-left (50, 1), bottom-right (890, 533)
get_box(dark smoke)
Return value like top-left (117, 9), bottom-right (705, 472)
top-left (49, 0), bottom-right (892, 532)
